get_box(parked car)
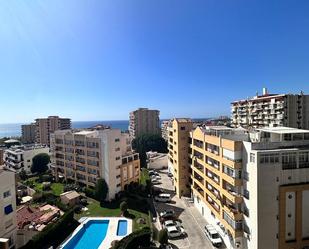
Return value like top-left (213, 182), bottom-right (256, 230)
top-left (166, 225), bottom-right (185, 238)
top-left (155, 193), bottom-right (171, 202)
top-left (151, 179), bottom-right (161, 185)
top-left (204, 224), bottom-right (223, 247)
top-left (160, 209), bottom-right (175, 219)
top-left (163, 219), bottom-right (182, 229)
top-left (167, 172), bottom-right (173, 177)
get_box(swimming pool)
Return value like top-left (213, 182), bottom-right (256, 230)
top-left (60, 218), bottom-right (132, 249)
top-left (63, 220), bottom-right (109, 249)
top-left (117, 220), bottom-right (128, 236)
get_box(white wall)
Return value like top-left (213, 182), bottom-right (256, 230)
top-left (0, 170), bottom-right (17, 248)
top-left (302, 190), bottom-right (309, 238)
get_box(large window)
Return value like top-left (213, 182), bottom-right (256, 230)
top-left (259, 153), bottom-right (279, 164)
top-left (250, 153), bottom-right (255, 163)
top-left (282, 152), bottom-right (297, 170)
top-left (299, 152), bottom-right (309, 168)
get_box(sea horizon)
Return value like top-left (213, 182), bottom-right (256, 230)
top-left (0, 118), bottom-right (213, 139)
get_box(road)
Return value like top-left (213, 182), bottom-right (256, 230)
top-left (151, 168), bottom-right (218, 249)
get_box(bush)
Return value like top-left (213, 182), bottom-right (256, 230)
top-left (84, 187), bottom-right (95, 199)
top-left (158, 229), bottom-right (168, 245)
top-left (120, 201), bottom-right (128, 215)
top-left (112, 227), bottom-right (151, 249)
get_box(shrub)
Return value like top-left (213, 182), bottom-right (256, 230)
top-left (112, 227), bottom-right (151, 249)
top-left (158, 229), bottom-right (168, 245)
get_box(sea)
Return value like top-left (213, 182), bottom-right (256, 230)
top-left (0, 118), bottom-right (211, 139)
top-left (0, 120), bottom-right (130, 138)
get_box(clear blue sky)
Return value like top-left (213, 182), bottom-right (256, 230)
top-left (1, 0), bottom-right (309, 123)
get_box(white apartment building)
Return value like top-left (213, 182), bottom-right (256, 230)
top-left (0, 169), bottom-right (17, 249)
top-left (4, 145), bottom-right (50, 174)
top-left (161, 120), bottom-right (170, 141)
top-left (51, 128), bottom-right (140, 200)
top-left (231, 88), bottom-right (309, 129)
top-left (170, 121), bottom-right (309, 249)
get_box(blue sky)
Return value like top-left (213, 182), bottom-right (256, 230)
top-left (1, 0), bottom-right (309, 123)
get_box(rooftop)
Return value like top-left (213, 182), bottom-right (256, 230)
top-left (257, 127), bottom-right (309, 134)
top-left (60, 190), bottom-right (80, 200)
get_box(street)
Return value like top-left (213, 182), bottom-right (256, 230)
top-left (151, 168), bottom-right (220, 249)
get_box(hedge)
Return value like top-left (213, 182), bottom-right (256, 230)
top-left (20, 209), bottom-right (74, 249)
top-left (112, 227), bottom-right (151, 249)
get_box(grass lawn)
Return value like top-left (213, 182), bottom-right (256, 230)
top-left (75, 198), bottom-right (150, 231)
top-left (140, 168), bottom-right (150, 186)
top-left (25, 177), bottom-right (64, 196)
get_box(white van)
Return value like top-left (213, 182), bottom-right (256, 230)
top-left (154, 193), bottom-right (171, 202)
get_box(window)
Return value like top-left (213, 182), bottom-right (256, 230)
top-left (115, 156), bottom-right (120, 160)
top-left (180, 126), bottom-right (186, 131)
top-left (115, 138), bottom-right (120, 142)
top-left (283, 134), bottom-right (292, 141)
top-left (250, 153), bottom-right (255, 163)
top-left (244, 190), bottom-right (249, 199)
top-left (260, 153), bottom-right (279, 164)
top-left (3, 190), bottom-right (11, 198)
top-left (282, 153), bottom-right (297, 170)
top-left (299, 152), bottom-right (309, 168)
top-left (4, 204), bottom-right (13, 215)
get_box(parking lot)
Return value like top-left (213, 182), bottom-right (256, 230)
top-left (151, 168), bottom-right (222, 249)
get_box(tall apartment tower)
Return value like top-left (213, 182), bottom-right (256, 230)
top-left (35, 116), bottom-right (71, 146)
top-left (21, 123), bottom-right (36, 144)
top-left (51, 128), bottom-right (140, 200)
top-left (169, 124), bottom-right (309, 249)
top-left (129, 108), bottom-right (160, 138)
top-left (0, 169), bottom-right (17, 249)
top-left (167, 118), bottom-right (193, 197)
top-left (231, 88), bottom-right (309, 129)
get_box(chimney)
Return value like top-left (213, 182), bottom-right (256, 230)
top-left (262, 87), bottom-right (268, 96)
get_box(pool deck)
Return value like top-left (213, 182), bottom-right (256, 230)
top-left (60, 217), bottom-right (132, 249)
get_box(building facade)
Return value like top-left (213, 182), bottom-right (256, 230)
top-left (231, 88), bottom-right (309, 129)
top-left (4, 145), bottom-right (50, 174)
top-left (167, 118), bottom-right (193, 197)
top-left (161, 120), bottom-right (170, 141)
top-left (35, 116), bottom-right (71, 146)
top-left (0, 169), bottom-right (17, 249)
top-left (129, 108), bottom-right (160, 138)
top-left (51, 128), bottom-right (140, 200)
top-left (21, 124), bottom-right (36, 144)
top-left (169, 123), bottom-right (309, 249)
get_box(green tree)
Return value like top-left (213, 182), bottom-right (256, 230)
top-left (31, 153), bottom-right (50, 174)
top-left (120, 201), bottom-right (128, 215)
top-left (132, 134), bottom-right (168, 168)
top-left (95, 178), bottom-right (109, 202)
top-left (158, 229), bottom-right (168, 246)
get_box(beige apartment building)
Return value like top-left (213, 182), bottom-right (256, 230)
top-left (21, 124), bottom-right (36, 144)
top-left (169, 120), bottom-right (309, 249)
top-left (129, 108), bottom-right (160, 138)
top-left (0, 169), bottom-right (17, 249)
top-left (35, 116), bottom-right (71, 146)
top-left (51, 128), bottom-right (140, 200)
top-left (231, 88), bottom-right (309, 129)
top-left (167, 118), bottom-right (193, 197)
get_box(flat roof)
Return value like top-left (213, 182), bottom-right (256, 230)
top-left (257, 127), bottom-right (309, 134)
top-left (74, 131), bottom-right (95, 135)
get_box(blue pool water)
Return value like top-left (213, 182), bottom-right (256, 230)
top-left (116, 220), bottom-right (128, 236)
top-left (63, 220), bottom-right (109, 249)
